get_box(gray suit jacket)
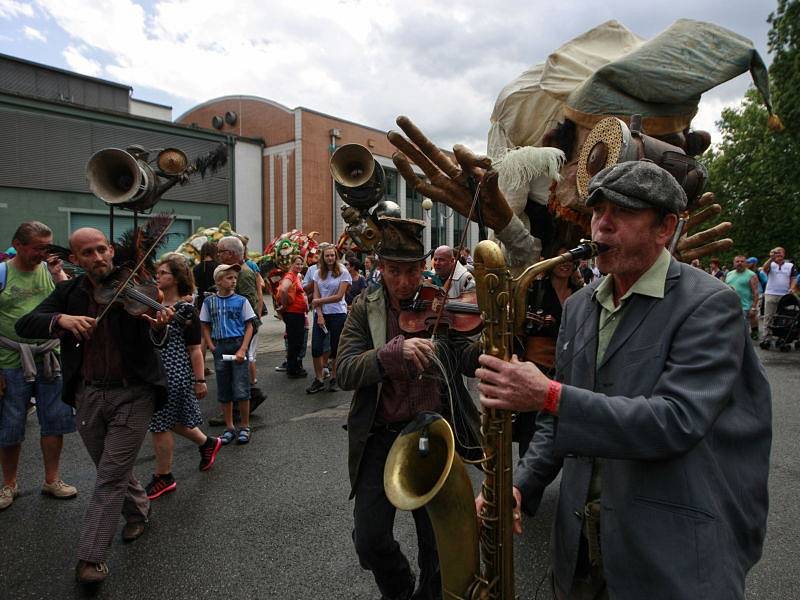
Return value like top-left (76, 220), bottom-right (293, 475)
top-left (515, 258), bottom-right (771, 600)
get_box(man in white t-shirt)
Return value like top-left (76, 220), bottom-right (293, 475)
top-left (760, 246), bottom-right (797, 346)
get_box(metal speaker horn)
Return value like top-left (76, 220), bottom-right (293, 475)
top-left (156, 148), bottom-right (189, 176)
top-left (330, 143), bottom-right (385, 211)
top-left (86, 148), bottom-right (158, 211)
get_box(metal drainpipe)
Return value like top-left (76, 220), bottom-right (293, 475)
top-left (228, 135), bottom-right (236, 229)
top-left (330, 132), bottom-right (337, 242)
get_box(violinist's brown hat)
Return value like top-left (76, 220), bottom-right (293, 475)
top-left (213, 263), bottom-right (241, 281)
top-left (375, 217), bottom-right (429, 263)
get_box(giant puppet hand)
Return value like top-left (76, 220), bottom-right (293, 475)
top-left (388, 116), bottom-right (513, 231)
top-left (673, 192), bottom-right (733, 263)
top-left (388, 116), bottom-right (541, 268)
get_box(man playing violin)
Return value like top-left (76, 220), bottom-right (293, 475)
top-left (337, 217), bottom-right (481, 600)
top-left (16, 227), bottom-right (173, 584)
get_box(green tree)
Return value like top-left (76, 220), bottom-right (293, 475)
top-left (768, 0), bottom-right (800, 135)
top-left (703, 0), bottom-right (800, 262)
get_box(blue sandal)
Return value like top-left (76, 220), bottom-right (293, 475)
top-left (220, 430), bottom-right (236, 445)
top-left (237, 427), bottom-right (251, 445)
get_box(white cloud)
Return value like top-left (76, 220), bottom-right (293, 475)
top-left (62, 45), bottom-right (101, 77)
top-left (0, 0), bottom-right (34, 19)
top-left (22, 25), bottom-right (45, 41)
top-left (694, 96), bottom-right (741, 145)
top-left (27, 0), bottom-right (772, 154)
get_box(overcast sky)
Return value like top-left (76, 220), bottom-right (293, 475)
top-left (0, 0), bottom-right (777, 153)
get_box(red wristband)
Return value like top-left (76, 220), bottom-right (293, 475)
top-left (543, 380), bottom-right (562, 414)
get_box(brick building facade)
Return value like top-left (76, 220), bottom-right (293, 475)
top-left (177, 95), bottom-right (475, 253)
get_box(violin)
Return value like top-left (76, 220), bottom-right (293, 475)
top-left (398, 283), bottom-right (483, 336)
top-left (93, 267), bottom-right (194, 326)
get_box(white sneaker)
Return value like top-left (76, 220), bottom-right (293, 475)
top-left (0, 483), bottom-right (19, 510)
top-left (41, 479), bottom-right (78, 499)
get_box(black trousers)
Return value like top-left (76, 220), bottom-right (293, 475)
top-left (353, 428), bottom-right (441, 599)
top-left (283, 312), bottom-right (306, 374)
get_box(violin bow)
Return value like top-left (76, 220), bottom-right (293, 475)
top-left (93, 214), bottom-right (177, 325)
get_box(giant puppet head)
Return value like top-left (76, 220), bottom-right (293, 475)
top-left (260, 229), bottom-right (320, 309)
top-left (485, 19), bottom-right (779, 257)
top-left (174, 221), bottom-right (249, 265)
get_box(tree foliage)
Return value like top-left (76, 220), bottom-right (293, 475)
top-left (768, 0), bottom-right (800, 135)
top-left (702, 0), bottom-right (800, 263)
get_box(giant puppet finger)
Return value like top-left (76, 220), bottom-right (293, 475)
top-left (452, 144), bottom-right (492, 174)
top-left (452, 143), bottom-right (492, 186)
top-left (478, 170), bottom-right (514, 231)
top-left (452, 144), bottom-right (514, 229)
top-left (395, 116), bottom-right (463, 180)
top-left (677, 238), bottom-right (734, 263)
top-left (685, 204), bottom-right (722, 234)
top-left (676, 221), bottom-right (733, 253)
top-left (696, 191), bottom-right (716, 208)
top-left (388, 130), bottom-right (448, 182)
top-left (392, 151), bottom-right (473, 217)
top-left (389, 135), bottom-right (473, 203)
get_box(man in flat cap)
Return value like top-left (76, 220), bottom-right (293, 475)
top-left (477, 161), bottom-right (772, 599)
top-left (337, 217), bottom-right (480, 600)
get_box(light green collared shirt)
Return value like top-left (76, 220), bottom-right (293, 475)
top-left (594, 248), bottom-right (671, 366)
top-left (587, 248), bottom-right (671, 506)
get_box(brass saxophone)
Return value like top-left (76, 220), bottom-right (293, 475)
top-left (384, 239), bottom-right (605, 599)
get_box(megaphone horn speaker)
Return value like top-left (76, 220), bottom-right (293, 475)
top-left (330, 143), bottom-right (376, 188)
top-left (86, 148), bottom-right (150, 206)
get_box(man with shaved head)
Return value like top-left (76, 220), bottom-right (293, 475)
top-left (428, 245), bottom-right (475, 299)
top-left (17, 227), bottom-right (173, 584)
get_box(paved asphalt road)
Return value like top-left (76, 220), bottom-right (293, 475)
top-left (1, 329), bottom-right (797, 599)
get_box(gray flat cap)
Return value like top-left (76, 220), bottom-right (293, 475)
top-left (587, 160), bottom-right (687, 214)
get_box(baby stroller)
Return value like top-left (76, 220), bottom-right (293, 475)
top-left (762, 293), bottom-right (800, 351)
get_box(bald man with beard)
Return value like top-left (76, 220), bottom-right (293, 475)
top-left (16, 228), bottom-right (174, 584)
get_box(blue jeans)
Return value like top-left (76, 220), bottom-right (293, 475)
top-left (311, 313), bottom-right (347, 359)
top-left (212, 338), bottom-right (251, 403)
top-left (0, 368), bottom-right (75, 447)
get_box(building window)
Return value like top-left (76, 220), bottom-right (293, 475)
top-left (383, 167), bottom-right (397, 200)
top-left (430, 201), bottom-right (446, 249)
top-left (406, 176), bottom-right (425, 220)
top-left (453, 211), bottom-right (468, 249)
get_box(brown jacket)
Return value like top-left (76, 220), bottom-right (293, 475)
top-left (336, 284), bottom-right (481, 497)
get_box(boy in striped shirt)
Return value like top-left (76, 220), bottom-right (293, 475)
top-left (199, 264), bottom-right (256, 445)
